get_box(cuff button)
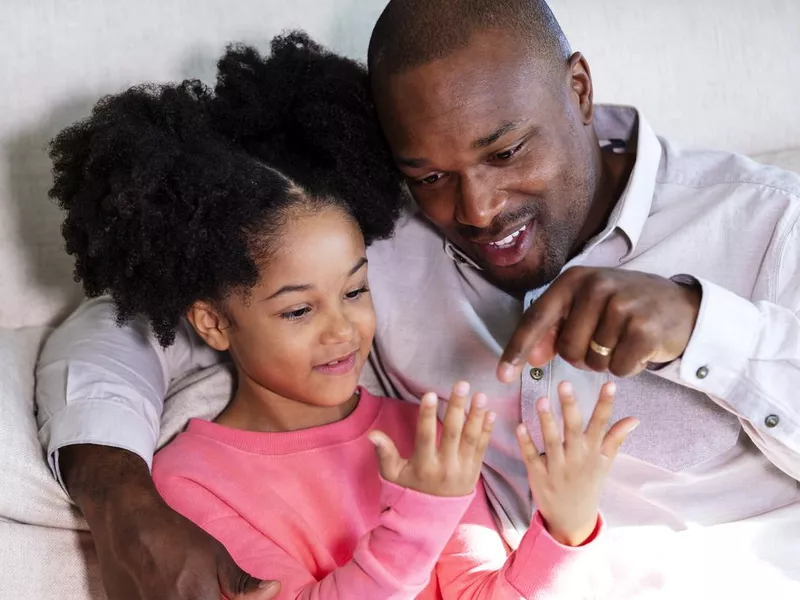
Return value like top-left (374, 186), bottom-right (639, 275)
top-left (765, 414), bottom-right (780, 428)
top-left (696, 366), bottom-right (709, 379)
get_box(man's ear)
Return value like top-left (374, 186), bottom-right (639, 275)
top-left (187, 301), bottom-right (231, 352)
top-left (568, 51), bottom-right (594, 125)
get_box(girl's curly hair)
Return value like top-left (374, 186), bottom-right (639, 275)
top-left (49, 32), bottom-right (405, 346)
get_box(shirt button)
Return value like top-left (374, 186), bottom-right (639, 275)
top-left (529, 367), bottom-right (544, 381)
top-left (696, 366), bottom-right (709, 379)
top-left (765, 414), bottom-right (780, 428)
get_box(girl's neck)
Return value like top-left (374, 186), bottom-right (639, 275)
top-left (215, 372), bottom-right (360, 433)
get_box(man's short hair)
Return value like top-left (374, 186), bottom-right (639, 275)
top-left (368, 0), bottom-right (572, 78)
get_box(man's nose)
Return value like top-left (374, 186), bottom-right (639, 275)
top-left (454, 169), bottom-right (507, 229)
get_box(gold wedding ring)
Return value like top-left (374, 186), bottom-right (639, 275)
top-left (589, 339), bottom-right (613, 357)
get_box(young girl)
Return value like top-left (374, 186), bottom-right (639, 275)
top-left (49, 33), bottom-right (637, 599)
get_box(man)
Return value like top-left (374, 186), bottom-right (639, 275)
top-left (36, 0), bottom-right (800, 598)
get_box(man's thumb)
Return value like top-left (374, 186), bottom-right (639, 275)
top-left (220, 556), bottom-right (281, 599)
top-left (368, 430), bottom-right (401, 479)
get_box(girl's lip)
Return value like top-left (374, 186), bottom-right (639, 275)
top-left (313, 352), bottom-right (357, 375)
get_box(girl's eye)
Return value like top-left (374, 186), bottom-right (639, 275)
top-left (281, 307), bottom-right (310, 321)
top-left (345, 286), bottom-right (370, 300)
top-left (493, 142), bottom-right (524, 161)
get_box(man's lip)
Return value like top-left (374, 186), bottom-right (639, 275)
top-left (468, 219), bottom-right (533, 245)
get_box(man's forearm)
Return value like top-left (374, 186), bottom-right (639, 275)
top-left (61, 444), bottom-right (161, 525)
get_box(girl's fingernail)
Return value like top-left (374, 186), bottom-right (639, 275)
top-left (454, 381), bottom-right (470, 396)
top-left (422, 393), bottom-right (437, 407)
top-left (627, 420), bottom-right (641, 433)
top-left (486, 411), bottom-right (496, 424)
top-left (606, 381), bottom-right (617, 395)
top-left (560, 381), bottom-right (573, 395)
top-left (472, 393), bottom-right (487, 408)
top-left (537, 396), bottom-right (551, 413)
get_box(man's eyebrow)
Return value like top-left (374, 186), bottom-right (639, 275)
top-left (396, 156), bottom-right (429, 169)
top-left (395, 120), bottom-right (526, 168)
top-left (472, 120), bottom-right (525, 149)
top-left (263, 258), bottom-right (368, 301)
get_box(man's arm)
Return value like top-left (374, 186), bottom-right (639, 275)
top-left (36, 296), bottom-right (220, 484)
top-left (498, 207), bottom-right (800, 480)
top-left (652, 210), bottom-right (800, 480)
top-left (34, 297), bottom-right (277, 600)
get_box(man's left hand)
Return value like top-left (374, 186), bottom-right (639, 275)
top-left (498, 267), bottom-right (701, 381)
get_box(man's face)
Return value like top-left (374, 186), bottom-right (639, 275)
top-left (375, 32), bottom-right (599, 296)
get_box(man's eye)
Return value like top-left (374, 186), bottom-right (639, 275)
top-left (493, 143), bottom-right (524, 161)
top-left (418, 173), bottom-right (444, 185)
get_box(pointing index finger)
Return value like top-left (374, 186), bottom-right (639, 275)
top-left (498, 276), bottom-right (575, 382)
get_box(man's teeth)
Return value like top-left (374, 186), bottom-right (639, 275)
top-left (489, 225), bottom-right (527, 248)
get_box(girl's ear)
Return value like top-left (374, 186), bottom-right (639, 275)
top-left (187, 301), bottom-right (232, 351)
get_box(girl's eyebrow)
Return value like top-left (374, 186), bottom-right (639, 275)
top-left (263, 257), bottom-right (368, 301)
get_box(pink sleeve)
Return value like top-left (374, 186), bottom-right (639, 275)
top-left (156, 474), bottom-right (474, 600)
top-left (435, 483), bottom-right (608, 600)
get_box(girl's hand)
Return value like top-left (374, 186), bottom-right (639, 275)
top-left (369, 382), bottom-right (495, 497)
top-left (517, 381), bottom-right (639, 546)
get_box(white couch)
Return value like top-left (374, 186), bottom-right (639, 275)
top-left (1, 1), bottom-right (798, 598)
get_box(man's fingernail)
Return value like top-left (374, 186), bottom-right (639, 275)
top-left (367, 432), bottom-right (382, 447)
top-left (605, 381), bottom-right (617, 395)
top-left (537, 396), bottom-right (551, 413)
top-left (472, 393), bottom-right (487, 409)
top-left (498, 362), bottom-right (515, 381)
top-left (454, 381), bottom-right (470, 396)
top-left (422, 393), bottom-right (437, 407)
top-left (560, 381), bottom-right (573, 395)
top-left (627, 420), bottom-right (641, 433)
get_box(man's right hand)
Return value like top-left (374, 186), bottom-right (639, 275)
top-left (60, 445), bottom-right (280, 600)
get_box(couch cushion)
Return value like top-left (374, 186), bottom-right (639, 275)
top-left (0, 326), bottom-right (86, 530)
top-left (0, 522), bottom-right (103, 600)
top-left (754, 148), bottom-right (800, 174)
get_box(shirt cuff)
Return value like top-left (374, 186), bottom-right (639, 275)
top-left (39, 399), bottom-right (158, 493)
top-left (670, 276), bottom-right (761, 398)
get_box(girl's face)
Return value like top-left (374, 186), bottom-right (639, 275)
top-left (191, 204), bottom-right (376, 430)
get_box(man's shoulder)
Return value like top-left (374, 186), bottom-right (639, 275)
top-left (367, 208), bottom-right (444, 264)
top-left (656, 139), bottom-right (800, 203)
top-left (367, 209), bottom-right (454, 296)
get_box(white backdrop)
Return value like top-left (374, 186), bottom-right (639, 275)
top-left (1, 0), bottom-right (799, 328)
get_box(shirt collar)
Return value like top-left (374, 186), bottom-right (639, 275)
top-left (593, 105), bottom-right (662, 256)
top-left (443, 105), bottom-right (662, 265)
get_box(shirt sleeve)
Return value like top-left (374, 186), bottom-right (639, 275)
top-left (655, 206), bottom-right (800, 481)
top-left (155, 474), bottom-right (474, 600)
top-left (35, 296), bottom-right (222, 489)
top-left (435, 483), bottom-right (608, 600)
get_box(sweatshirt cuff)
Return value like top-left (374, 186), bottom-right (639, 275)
top-left (362, 477), bottom-right (475, 585)
top-left (507, 512), bottom-right (604, 596)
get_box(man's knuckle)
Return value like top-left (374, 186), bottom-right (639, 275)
top-left (557, 337), bottom-right (582, 362)
top-left (605, 295), bottom-right (633, 318)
